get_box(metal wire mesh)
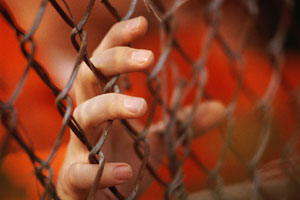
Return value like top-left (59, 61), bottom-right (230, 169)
top-left (0, 0), bottom-right (299, 199)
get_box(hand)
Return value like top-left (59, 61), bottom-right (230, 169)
top-left (57, 16), bottom-right (157, 200)
top-left (56, 16), bottom-right (225, 200)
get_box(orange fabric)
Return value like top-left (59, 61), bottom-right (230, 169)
top-left (1, 14), bottom-right (300, 199)
top-left (0, 15), bottom-right (67, 200)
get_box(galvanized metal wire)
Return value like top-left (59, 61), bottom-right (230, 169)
top-left (0, 0), bottom-right (299, 199)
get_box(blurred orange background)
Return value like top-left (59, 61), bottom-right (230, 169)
top-left (0, 0), bottom-right (299, 199)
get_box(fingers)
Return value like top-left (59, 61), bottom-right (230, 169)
top-left (67, 162), bottom-right (133, 190)
top-left (151, 101), bottom-right (226, 138)
top-left (77, 47), bottom-right (154, 98)
top-left (181, 101), bottom-right (226, 136)
top-left (75, 16), bottom-right (153, 104)
top-left (92, 47), bottom-right (154, 77)
top-left (93, 16), bottom-right (148, 55)
top-left (74, 93), bottom-right (147, 132)
top-left (144, 101), bottom-right (226, 165)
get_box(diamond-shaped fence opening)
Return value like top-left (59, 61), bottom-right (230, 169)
top-left (0, 0), bottom-right (300, 199)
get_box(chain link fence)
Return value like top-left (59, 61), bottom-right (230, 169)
top-left (0, 0), bottom-right (299, 199)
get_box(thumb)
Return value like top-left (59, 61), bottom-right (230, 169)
top-left (148, 100), bottom-right (226, 137)
top-left (180, 100), bottom-right (226, 136)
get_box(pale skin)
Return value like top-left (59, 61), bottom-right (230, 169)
top-left (56, 16), bottom-right (225, 200)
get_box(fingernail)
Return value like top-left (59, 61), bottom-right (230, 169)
top-left (124, 97), bottom-right (145, 113)
top-left (131, 50), bottom-right (151, 64)
top-left (126, 17), bottom-right (140, 31)
top-left (114, 165), bottom-right (131, 181)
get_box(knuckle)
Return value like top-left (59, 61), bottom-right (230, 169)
top-left (67, 163), bottom-right (80, 187)
top-left (111, 22), bottom-right (130, 41)
top-left (76, 63), bottom-right (88, 83)
top-left (108, 94), bottom-right (123, 117)
top-left (107, 47), bottom-right (130, 68)
top-left (73, 106), bottom-right (80, 121)
top-left (139, 16), bottom-right (148, 32)
top-left (113, 47), bottom-right (124, 66)
top-left (120, 31), bottom-right (132, 45)
top-left (105, 94), bottom-right (126, 118)
top-left (73, 104), bottom-right (89, 128)
top-left (110, 21), bottom-right (122, 32)
top-left (75, 63), bottom-right (96, 89)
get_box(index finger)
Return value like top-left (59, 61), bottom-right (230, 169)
top-left (93, 16), bottom-right (148, 55)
